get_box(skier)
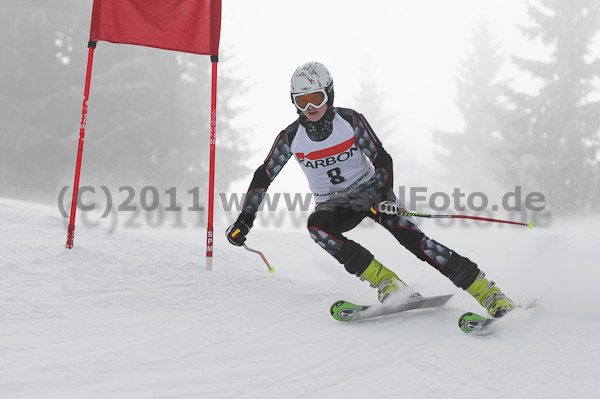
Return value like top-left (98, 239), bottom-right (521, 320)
top-left (226, 61), bottom-right (515, 318)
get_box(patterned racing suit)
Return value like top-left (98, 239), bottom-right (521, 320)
top-left (236, 107), bottom-right (480, 290)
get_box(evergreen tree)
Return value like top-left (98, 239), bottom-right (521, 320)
top-left (353, 61), bottom-right (394, 139)
top-left (0, 0), bottom-right (89, 201)
top-left (433, 18), bottom-right (508, 186)
top-left (503, 0), bottom-right (600, 213)
top-left (0, 1), bottom-right (249, 204)
top-left (352, 61), bottom-right (404, 166)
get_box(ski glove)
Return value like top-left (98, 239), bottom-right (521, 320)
top-left (226, 213), bottom-right (254, 246)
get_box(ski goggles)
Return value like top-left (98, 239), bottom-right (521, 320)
top-left (292, 89), bottom-right (328, 111)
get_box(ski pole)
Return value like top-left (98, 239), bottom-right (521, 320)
top-left (370, 205), bottom-right (535, 229)
top-left (242, 244), bottom-right (275, 274)
top-left (232, 229), bottom-right (275, 273)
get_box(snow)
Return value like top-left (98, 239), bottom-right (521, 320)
top-left (1, 198), bottom-right (599, 398)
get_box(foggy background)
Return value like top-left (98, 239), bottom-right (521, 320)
top-left (1, 0), bottom-right (599, 234)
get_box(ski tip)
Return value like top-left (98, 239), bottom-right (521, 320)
top-left (458, 312), bottom-right (488, 334)
top-left (330, 300), bottom-right (362, 322)
top-left (330, 300), bottom-right (346, 313)
top-left (433, 293), bottom-right (454, 305)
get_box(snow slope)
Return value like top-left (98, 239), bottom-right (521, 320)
top-left (1, 198), bottom-right (599, 399)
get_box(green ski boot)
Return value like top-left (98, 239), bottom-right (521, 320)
top-left (359, 259), bottom-right (409, 303)
top-left (466, 272), bottom-right (516, 318)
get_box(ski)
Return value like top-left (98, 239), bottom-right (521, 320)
top-left (458, 298), bottom-right (538, 335)
top-left (330, 294), bottom-right (453, 322)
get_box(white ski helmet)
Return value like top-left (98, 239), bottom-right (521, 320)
top-left (290, 62), bottom-right (334, 109)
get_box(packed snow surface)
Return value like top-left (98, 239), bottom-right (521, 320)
top-left (1, 198), bottom-right (598, 398)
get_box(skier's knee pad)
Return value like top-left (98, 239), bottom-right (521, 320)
top-left (307, 211), bottom-right (342, 255)
top-left (419, 236), bottom-right (454, 267)
top-left (308, 226), bottom-right (343, 256)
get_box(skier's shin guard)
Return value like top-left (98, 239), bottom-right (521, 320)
top-left (411, 233), bottom-right (480, 290)
top-left (336, 240), bottom-right (374, 276)
top-left (307, 226), bottom-right (373, 276)
top-left (439, 252), bottom-right (481, 290)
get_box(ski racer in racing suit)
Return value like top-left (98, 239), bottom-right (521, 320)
top-left (226, 62), bottom-right (515, 318)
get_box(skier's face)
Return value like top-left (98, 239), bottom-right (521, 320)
top-left (302, 104), bottom-right (327, 122)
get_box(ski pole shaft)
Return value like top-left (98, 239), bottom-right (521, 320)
top-left (232, 229), bottom-right (275, 273)
top-left (370, 207), bottom-right (535, 229)
top-left (242, 244), bottom-right (275, 273)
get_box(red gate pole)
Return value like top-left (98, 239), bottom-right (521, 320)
top-left (206, 56), bottom-right (218, 269)
top-left (66, 41), bottom-right (96, 249)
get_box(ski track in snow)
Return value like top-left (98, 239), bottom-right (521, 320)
top-left (1, 198), bottom-right (599, 398)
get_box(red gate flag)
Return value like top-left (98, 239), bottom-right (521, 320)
top-left (69, 0), bottom-right (222, 269)
top-left (90, 0), bottom-right (221, 55)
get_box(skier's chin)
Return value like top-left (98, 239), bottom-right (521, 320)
top-left (304, 108), bottom-right (326, 122)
